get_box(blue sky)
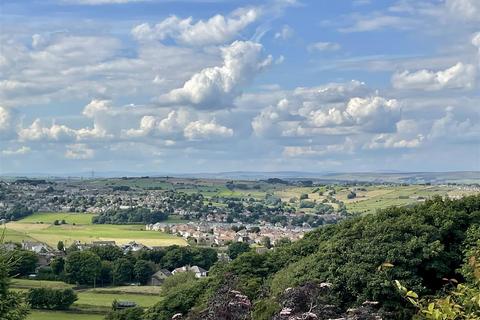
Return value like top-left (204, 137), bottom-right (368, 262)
top-left (0, 0), bottom-right (479, 174)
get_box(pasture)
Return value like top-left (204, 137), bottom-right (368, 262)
top-left (28, 311), bottom-right (103, 320)
top-left (14, 279), bottom-right (161, 319)
top-left (5, 212), bottom-right (187, 247)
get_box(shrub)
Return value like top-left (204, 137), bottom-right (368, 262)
top-left (27, 288), bottom-right (77, 310)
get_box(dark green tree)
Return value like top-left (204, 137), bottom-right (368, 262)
top-left (133, 260), bottom-right (154, 285)
top-left (65, 251), bottom-right (101, 286)
top-left (227, 242), bottom-right (251, 260)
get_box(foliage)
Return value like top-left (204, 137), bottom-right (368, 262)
top-left (113, 258), bottom-right (134, 285)
top-left (105, 307), bottom-right (144, 320)
top-left (133, 260), bottom-right (154, 285)
top-left (227, 242), bottom-right (251, 260)
top-left (27, 287), bottom-right (77, 310)
top-left (92, 207), bottom-right (168, 224)
top-left (65, 251), bottom-right (101, 285)
top-left (0, 232), bottom-right (30, 320)
top-left (7, 249), bottom-right (38, 276)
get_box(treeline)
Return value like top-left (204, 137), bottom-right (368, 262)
top-left (44, 245), bottom-right (217, 286)
top-left (132, 195), bottom-right (480, 320)
top-left (0, 204), bottom-right (33, 221)
top-left (92, 207), bottom-right (168, 224)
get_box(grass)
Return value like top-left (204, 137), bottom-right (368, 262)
top-left (28, 311), bottom-right (104, 320)
top-left (76, 290), bottom-right (160, 308)
top-left (5, 212), bottom-right (187, 247)
top-left (11, 279), bottom-right (74, 289)
top-left (19, 212), bottom-right (97, 225)
top-left (91, 286), bottom-right (162, 295)
top-left (14, 279), bottom-right (161, 319)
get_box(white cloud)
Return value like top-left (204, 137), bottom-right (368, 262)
top-left (161, 41), bottom-right (272, 109)
top-left (446, 0), bottom-right (480, 21)
top-left (132, 7), bottom-right (260, 46)
top-left (125, 110), bottom-right (233, 141)
top-left (65, 144), bottom-right (95, 159)
top-left (428, 107), bottom-right (480, 142)
top-left (1, 146), bottom-right (31, 156)
top-left (124, 110), bottom-right (191, 138)
top-left (308, 42), bottom-right (341, 52)
top-left (392, 62), bottom-right (476, 91)
top-left (0, 106), bottom-right (12, 132)
top-left (18, 119), bottom-right (77, 142)
top-left (83, 99), bottom-right (112, 118)
top-left (365, 134), bottom-right (424, 150)
top-left (184, 120), bottom-right (234, 140)
top-left (274, 25), bottom-right (294, 40)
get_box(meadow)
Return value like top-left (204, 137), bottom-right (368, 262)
top-left (5, 212), bottom-right (186, 247)
top-left (13, 279), bottom-right (162, 320)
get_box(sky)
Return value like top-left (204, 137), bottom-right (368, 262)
top-left (0, 0), bottom-right (479, 175)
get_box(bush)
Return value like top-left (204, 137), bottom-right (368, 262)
top-left (27, 288), bottom-right (77, 310)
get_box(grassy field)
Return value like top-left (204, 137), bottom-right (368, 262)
top-left (19, 212), bottom-right (97, 225)
top-left (338, 185), bottom-right (479, 215)
top-left (12, 279), bottom-right (73, 289)
top-left (28, 311), bottom-right (104, 320)
top-left (76, 290), bottom-right (160, 308)
top-left (14, 279), bottom-right (161, 319)
top-left (5, 212), bottom-right (187, 247)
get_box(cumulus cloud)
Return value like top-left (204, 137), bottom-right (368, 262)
top-left (307, 42), bottom-right (341, 52)
top-left (161, 41), bottom-right (272, 109)
top-left (65, 144), bottom-right (95, 159)
top-left (1, 146), bottom-right (31, 156)
top-left (125, 110), bottom-right (233, 141)
top-left (251, 80), bottom-right (376, 137)
top-left (428, 107), bottom-right (480, 142)
top-left (18, 120), bottom-right (77, 142)
top-left (184, 120), bottom-right (233, 140)
top-left (0, 106), bottom-right (13, 133)
top-left (392, 62), bottom-right (476, 91)
top-left (132, 7), bottom-right (259, 46)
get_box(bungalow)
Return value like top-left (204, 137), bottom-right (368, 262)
top-left (172, 265), bottom-right (208, 278)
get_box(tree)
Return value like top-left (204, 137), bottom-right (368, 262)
top-left (105, 306), bottom-right (144, 320)
top-left (0, 248), bottom-right (29, 320)
top-left (261, 236), bottom-right (272, 249)
top-left (8, 250), bottom-right (38, 276)
top-left (50, 257), bottom-right (65, 275)
top-left (27, 288), bottom-right (77, 310)
top-left (227, 242), bottom-right (251, 260)
top-left (133, 260), bottom-right (154, 285)
top-left (89, 245), bottom-right (124, 261)
top-left (65, 251), bottom-right (101, 286)
top-left (57, 241), bottom-right (64, 251)
top-left (113, 258), bottom-right (134, 285)
top-left (99, 261), bottom-right (113, 287)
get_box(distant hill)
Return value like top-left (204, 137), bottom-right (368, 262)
top-left (1, 171), bottom-right (478, 184)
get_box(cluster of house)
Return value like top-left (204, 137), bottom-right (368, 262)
top-left (146, 222), bottom-right (310, 247)
top-left (0, 180), bottom-right (185, 214)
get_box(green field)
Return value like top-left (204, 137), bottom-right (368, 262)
top-left (19, 212), bottom-right (97, 225)
top-left (339, 185), bottom-right (478, 215)
top-left (76, 290), bottom-right (160, 308)
top-left (5, 212), bottom-right (186, 247)
top-left (28, 311), bottom-right (103, 320)
top-left (14, 279), bottom-right (161, 319)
